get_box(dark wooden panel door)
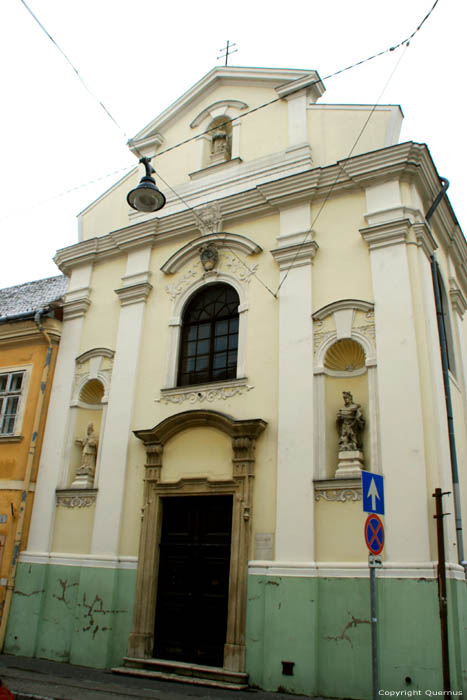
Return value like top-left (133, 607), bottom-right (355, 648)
top-left (153, 495), bottom-right (233, 667)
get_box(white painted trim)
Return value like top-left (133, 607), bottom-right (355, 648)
top-left (19, 551), bottom-right (137, 569)
top-left (313, 299), bottom-right (374, 320)
top-left (0, 480), bottom-right (35, 491)
top-left (161, 233), bottom-right (261, 274)
top-left (190, 100), bottom-right (248, 129)
top-left (248, 560), bottom-right (465, 581)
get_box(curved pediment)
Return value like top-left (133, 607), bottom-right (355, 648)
top-left (161, 232), bottom-right (262, 274)
top-left (134, 409), bottom-right (266, 445)
top-left (190, 100), bottom-right (249, 129)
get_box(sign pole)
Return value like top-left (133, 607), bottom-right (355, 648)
top-left (369, 554), bottom-right (379, 700)
top-left (362, 471), bottom-right (384, 700)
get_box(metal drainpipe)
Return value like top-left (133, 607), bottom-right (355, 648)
top-left (426, 177), bottom-right (466, 571)
top-left (0, 310), bottom-right (54, 648)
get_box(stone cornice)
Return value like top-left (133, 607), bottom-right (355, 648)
top-left (275, 71), bottom-right (325, 102)
top-left (114, 282), bottom-right (153, 307)
top-left (271, 240), bottom-right (319, 269)
top-left (161, 232), bottom-right (262, 274)
top-left (360, 219), bottom-right (410, 250)
top-left (54, 220), bottom-right (159, 274)
top-left (53, 142), bottom-right (466, 298)
top-left (449, 277), bottom-right (467, 318)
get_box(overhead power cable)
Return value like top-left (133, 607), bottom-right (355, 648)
top-left (153, 167), bottom-right (278, 299)
top-left (19, 0), bottom-right (132, 142)
top-left (149, 0), bottom-right (440, 163)
top-left (19, 0), bottom-right (439, 167)
top-left (16, 0), bottom-right (440, 299)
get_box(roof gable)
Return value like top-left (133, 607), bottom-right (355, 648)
top-left (128, 66), bottom-right (324, 156)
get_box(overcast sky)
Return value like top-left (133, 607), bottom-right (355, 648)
top-left (0, 0), bottom-right (464, 288)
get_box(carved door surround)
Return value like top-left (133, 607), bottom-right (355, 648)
top-left (127, 409), bottom-right (266, 673)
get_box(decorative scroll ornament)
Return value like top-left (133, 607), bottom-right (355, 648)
top-left (56, 489), bottom-right (97, 508)
top-left (157, 382), bottom-right (254, 405)
top-left (354, 324), bottom-right (376, 345)
top-left (315, 489), bottom-right (362, 502)
top-left (165, 250), bottom-right (257, 301)
top-left (225, 255), bottom-right (258, 283)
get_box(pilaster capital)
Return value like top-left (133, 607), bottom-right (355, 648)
top-left (412, 222), bottom-right (438, 259)
top-left (360, 219), bottom-right (410, 251)
top-left (449, 278), bottom-right (467, 318)
top-left (114, 282), bottom-right (153, 307)
top-left (270, 240), bottom-right (319, 270)
top-left (62, 293), bottom-right (91, 320)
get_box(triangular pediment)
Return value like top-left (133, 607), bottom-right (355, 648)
top-left (127, 66), bottom-right (324, 156)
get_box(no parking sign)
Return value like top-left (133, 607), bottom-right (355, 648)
top-left (364, 514), bottom-right (384, 555)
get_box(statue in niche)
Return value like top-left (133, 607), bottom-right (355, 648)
top-left (74, 423), bottom-right (98, 485)
top-left (336, 391), bottom-right (365, 452)
top-left (211, 123), bottom-right (230, 155)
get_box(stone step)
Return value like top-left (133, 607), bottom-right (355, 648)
top-left (113, 657), bottom-right (249, 690)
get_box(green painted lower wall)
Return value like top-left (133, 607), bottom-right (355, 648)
top-left (246, 574), bottom-right (467, 698)
top-left (5, 563), bottom-right (466, 697)
top-left (4, 561), bottom-right (136, 668)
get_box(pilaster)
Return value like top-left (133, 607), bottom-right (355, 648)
top-left (27, 265), bottom-right (92, 553)
top-left (360, 218), bottom-right (431, 562)
top-left (90, 246), bottom-right (152, 556)
top-left (271, 204), bottom-right (318, 561)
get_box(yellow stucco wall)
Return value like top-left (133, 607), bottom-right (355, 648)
top-left (51, 504), bottom-right (95, 554)
top-left (0, 322), bottom-right (60, 608)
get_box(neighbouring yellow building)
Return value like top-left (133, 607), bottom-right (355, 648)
top-left (4, 67), bottom-right (467, 697)
top-left (0, 276), bottom-right (67, 637)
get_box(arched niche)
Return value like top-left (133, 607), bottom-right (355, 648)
top-left (190, 100), bottom-right (248, 170)
top-left (127, 409), bottom-right (266, 673)
top-left (65, 348), bottom-right (115, 489)
top-left (312, 300), bottom-right (379, 480)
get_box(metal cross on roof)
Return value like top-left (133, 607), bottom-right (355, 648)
top-left (218, 40), bottom-right (238, 66)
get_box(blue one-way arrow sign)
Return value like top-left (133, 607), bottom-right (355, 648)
top-left (361, 471), bottom-right (385, 515)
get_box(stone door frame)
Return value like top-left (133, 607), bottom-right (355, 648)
top-left (127, 409), bottom-right (266, 672)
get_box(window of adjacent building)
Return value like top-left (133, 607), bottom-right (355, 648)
top-left (178, 284), bottom-right (239, 387)
top-left (0, 371), bottom-right (25, 435)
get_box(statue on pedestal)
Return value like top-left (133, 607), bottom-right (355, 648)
top-left (336, 391), bottom-right (365, 451)
top-left (72, 423), bottom-right (98, 488)
top-left (335, 391), bottom-right (365, 479)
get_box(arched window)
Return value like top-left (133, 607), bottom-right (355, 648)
top-left (178, 284), bottom-right (239, 386)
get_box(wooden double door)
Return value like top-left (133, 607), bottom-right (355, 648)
top-left (153, 495), bottom-right (233, 668)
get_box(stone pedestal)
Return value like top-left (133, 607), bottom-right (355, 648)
top-left (70, 471), bottom-right (94, 489)
top-left (335, 450), bottom-right (364, 479)
top-left (209, 150), bottom-right (229, 165)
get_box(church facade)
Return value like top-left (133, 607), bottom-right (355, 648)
top-left (4, 67), bottom-right (467, 697)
